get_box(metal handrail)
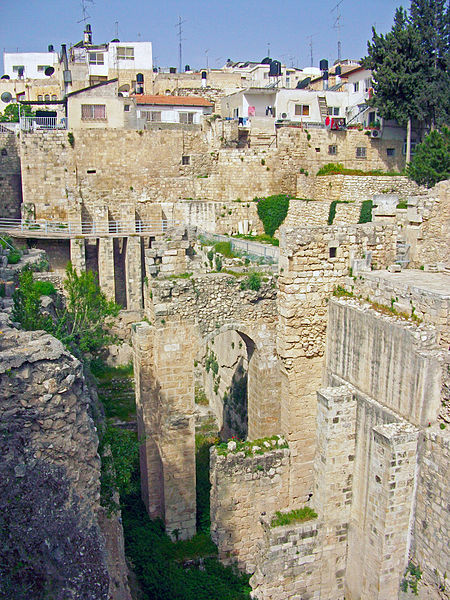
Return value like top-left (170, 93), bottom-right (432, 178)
top-left (0, 218), bottom-right (180, 238)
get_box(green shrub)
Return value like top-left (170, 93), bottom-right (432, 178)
top-left (12, 269), bottom-right (54, 333)
top-left (67, 132), bottom-right (75, 148)
top-left (256, 194), bottom-right (290, 237)
top-left (215, 254), bottom-right (223, 271)
top-left (214, 241), bottom-right (235, 258)
top-left (33, 280), bottom-right (56, 296)
top-left (317, 163), bottom-right (402, 177)
top-left (7, 250), bottom-right (21, 264)
top-left (359, 200), bottom-right (373, 223)
top-left (240, 272), bottom-right (261, 291)
top-left (407, 127), bottom-right (450, 188)
top-left (270, 507), bottom-right (317, 527)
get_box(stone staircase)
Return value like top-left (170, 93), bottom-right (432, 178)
top-left (318, 96), bottom-right (328, 122)
top-left (395, 240), bottom-right (410, 267)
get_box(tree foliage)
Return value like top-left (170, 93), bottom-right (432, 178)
top-left (0, 103), bottom-right (35, 122)
top-left (256, 194), bottom-right (290, 237)
top-left (12, 269), bottom-right (54, 333)
top-left (364, 2), bottom-right (450, 128)
top-left (407, 126), bottom-right (450, 187)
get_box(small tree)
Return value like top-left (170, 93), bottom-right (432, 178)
top-left (54, 262), bottom-right (120, 356)
top-left (407, 127), bottom-right (450, 187)
top-left (0, 103), bottom-right (34, 123)
top-left (12, 269), bottom-right (53, 332)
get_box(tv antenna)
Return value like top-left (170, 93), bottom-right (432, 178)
top-left (267, 42), bottom-right (271, 57)
top-left (115, 20), bottom-right (119, 38)
top-left (307, 34), bottom-right (318, 67)
top-left (78, 0), bottom-right (94, 24)
top-left (175, 16), bottom-right (186, 73)
top-left (205, 49), bottom-right (210, 70)
top-left (332, 0), bottom-right (343, 63)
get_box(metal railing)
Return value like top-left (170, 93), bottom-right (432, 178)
top-left (20, 117), bottom-right (68, 131)
top-left (199, 230), bottom-right (279, 262)
top-left (0, 218), bottom-right (179, 238)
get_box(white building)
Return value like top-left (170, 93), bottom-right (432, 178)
top-left (3, 51), bottom-right (59, 79)
top-left (222, 60), bottom-right (306, 89)
top-left (135, 95), bottom-right (213, 127)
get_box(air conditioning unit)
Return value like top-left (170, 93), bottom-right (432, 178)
top-left (370, 129), bottom-right (382, 139)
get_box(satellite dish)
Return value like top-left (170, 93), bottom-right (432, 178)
top-left (1, 92), bottom-right (12, 103)
top-left (1, 74), bottom-right (10, 80)
top-left (261, 57), bottom-right (271, 64)
top-left (44, 66), bottom-right (55, 76)
top-left (296, 77), bottom-right (311, 89)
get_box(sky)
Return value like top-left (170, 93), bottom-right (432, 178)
top-left (1, 0), bottom-right (406, 73)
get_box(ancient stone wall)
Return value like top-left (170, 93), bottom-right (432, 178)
top-left (412, 428), bottom-right (450, 599)
top-left (210, 446), bottom-right (290, 571)
top-left (296, 173), bottom-right (424, 202)
top-left (0, 131), bottom-right (22, 219)
top-left (277, 223), bottom-right (397, 505)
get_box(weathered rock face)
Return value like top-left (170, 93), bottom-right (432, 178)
top-left (0, 320), bottom-right (128, 599)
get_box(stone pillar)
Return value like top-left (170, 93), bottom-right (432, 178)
top-left (132, 320), bottom-right (196, 540)
top-left (125, 235), bottom-right (142, 311)
top-left (314, 385), bottom-right (357, 600)
top-left (247, 327), bottom-right (281, 440)
top-left (70, 238), bottom-right (85, 272)
top-left (361, 422), bottom-right (419, 599)
top-left (98, 238), bottom-right (115, 302)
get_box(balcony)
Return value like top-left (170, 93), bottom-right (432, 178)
top-left (20, 116), bottom-right (67, 132)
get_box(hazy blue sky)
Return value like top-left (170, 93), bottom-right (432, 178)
top-left (1, 0), bottom-right (406, 73)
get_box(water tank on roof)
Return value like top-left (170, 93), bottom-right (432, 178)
top-left (269, 60), bottom-right (281, 77)
top-left (136, 73), bottom-right (144, 83)
top-left (201, 71), bottom-right (207, 79)
top-left (185, 65), bottom-right (191, 72)
top-left (319, 59), bottom-right (328, 71)
top-left (48, 44), bottom-right (54, 52)
top-left (261, 56), bottom-right (271, 64)
top-left (169, 67), bottom-right (176, 74)
top-left (335, 65), bottom-right (342, 76)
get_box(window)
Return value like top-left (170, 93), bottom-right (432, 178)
top-left (356, 147), bottom-right (367, 159)
top-left (182, 155), bottom-right (190, 165)
top-left (81, 104), bottom-right (106, 120)
top-left (294, 104), bottom-right (310, 116)
top-left (1, 149), bottom-right (7, 156)
top-left (51, 95), bottom-right (57, 101)
top-left (329, 247), bottom-right (337, 258)
top-left (37, 65), bottom-right (50, 72)
top-left (44, 95), bottom-right (50, 102)
top-left (117, 46), bottom-right (134, 60)
top-left (353, 81), bottom-right (359, 92)
top-left (386, 148), bottom-right (396, 157)
top-left (327, 106), bottom-right (340, 116)
top-left (149, 111), bottom-right (161, 122)
top-left (13, 65), bottom-right (24, 75)
top-left (315, 147), bottom-right (321, 152)
top-left (364, 78), bottom-right (372, 91)
top-left (328, 145), bottom-right (337, 155)
top-left (179, 112), bottom-right (194, 124)
top-left (37, 95), bottom-right (43, 101)
top-left (124, 104), bottom-right (130, 112)
top-left (88, 52), bottom-right (104, 65)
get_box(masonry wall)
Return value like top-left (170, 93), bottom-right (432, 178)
top-left (412, 428), bottom-right (450, 599)
top-left (277, 224), bottom-right (397, 505)
top-left (296, 173), bottom-right (424, 202)
top-left (0, 131), bottom-right (22, 219)
top-left (210, 447), bottom-right (290, 571)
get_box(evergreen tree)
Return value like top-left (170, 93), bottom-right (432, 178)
top-left (406, 126), bottom-right (450, 187)
top-left (410, 0), bottom-right (450, 127)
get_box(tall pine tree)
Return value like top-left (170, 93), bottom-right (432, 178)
top-left (364, 7), bottom-right (426, 161)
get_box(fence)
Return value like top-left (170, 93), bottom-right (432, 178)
top-left (198, 230), bottom-right (279, 262)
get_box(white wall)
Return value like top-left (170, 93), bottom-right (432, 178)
top-left (136, 105), bottom-right (206, 124)
top-left (3, 52), bottom-right (58, 79)
top-left (108, 42), bottom-right (152, 71)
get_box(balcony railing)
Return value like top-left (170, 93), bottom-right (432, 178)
top-left (20, 117), bottom-right (67, 132)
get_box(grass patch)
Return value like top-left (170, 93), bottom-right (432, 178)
top-left (214, 241), bottom-right (236, 258)
top-left (195, 386), bottom-right (209, 406)
top-left (33, 280), bottom-right (56, 296)
top-left (332, 285), bottom-right (353, 298)
top-left (270, 507), bottom-right (317, 528)
top-left (215, 434), bottom-right (288, 457)
top-left (240, 272), bottom-right (261, 291)
top-left (232, 234), bottom-right (279, 246)
top-left (396, 201), bottom-right (408, 209)
top-left (166, 272), bottom-right (193, 279)
top-left (317, 163), bottom-right (402, 176)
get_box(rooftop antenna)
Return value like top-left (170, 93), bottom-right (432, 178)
top-left (267, 42), bottom-right (271, 57)
top-left (307, 34), bottom-right (318, 68)
top-left (115, 20), bottom-right (119, 38)
top-left (176, 16), bottom-right (186, 73)
top-left (332, 0), bottom-right (343, 63)
top-left (205, 49), bottom-right (210, 70)
top-left (78, 0), bottom-right (94, 25)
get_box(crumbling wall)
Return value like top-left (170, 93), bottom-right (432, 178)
top-left (210, 446), bottom-right (290, 571)
top-left (0, 131), bottom-right (22, 219)
top-left (0, 323), bottom-right (109, 598)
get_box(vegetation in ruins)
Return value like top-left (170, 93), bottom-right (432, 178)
top-left (215, 434), bottom-right (288, 457)
top-left (358, 200), bottom-right (373, 223)
top-left (0, 103), bottom-right (34, 122)
top-left (91, 360), bottom-right (136, 421)
top-left (327, 200), bottom-right (351, 225)
top-left (400, 561), bottom-right (422, 595)
top-left (407, 127), bottom-right (450, 188)
top-left (240, 272), bottom-right (262, 291)
top-left (255, 194), bottom-right (290, 237)
top-left (317, 163), bottom-right (402, 177)
top-left (12, 269), bottom-right (54, 333)
top-left (0, 235), bottom-right (22, 264)
top-left (232, 233), bottom-right (280, 246)
top-left (270, 507), bottom-right (318, 528)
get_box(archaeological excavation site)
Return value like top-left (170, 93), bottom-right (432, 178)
top-left (0, 60), bottom-right (449, 598)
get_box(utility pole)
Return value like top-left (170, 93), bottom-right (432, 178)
top-left (176, 16), bottom-right (186, 73)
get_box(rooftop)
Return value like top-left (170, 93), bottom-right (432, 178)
top-left (135, 95), bottom-right (213, 107)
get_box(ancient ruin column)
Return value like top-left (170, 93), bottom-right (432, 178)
top-left (314, 385), bottom-right (357, 599)
top-left (98, 238), bottom-right (115, 302)
top-left (70, 238), bottom-right (85, 272)
top-left (132, 320), bottom-right (196, 540)
top-left (361, 422), bottom-right (419, 599)
top-left (125, 235), bottom-right (142, 311)
top-left (247, 326), bottom-right (281, 440)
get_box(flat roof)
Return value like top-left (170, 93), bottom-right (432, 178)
top-left (135, 95), bottom-right (212, 107)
